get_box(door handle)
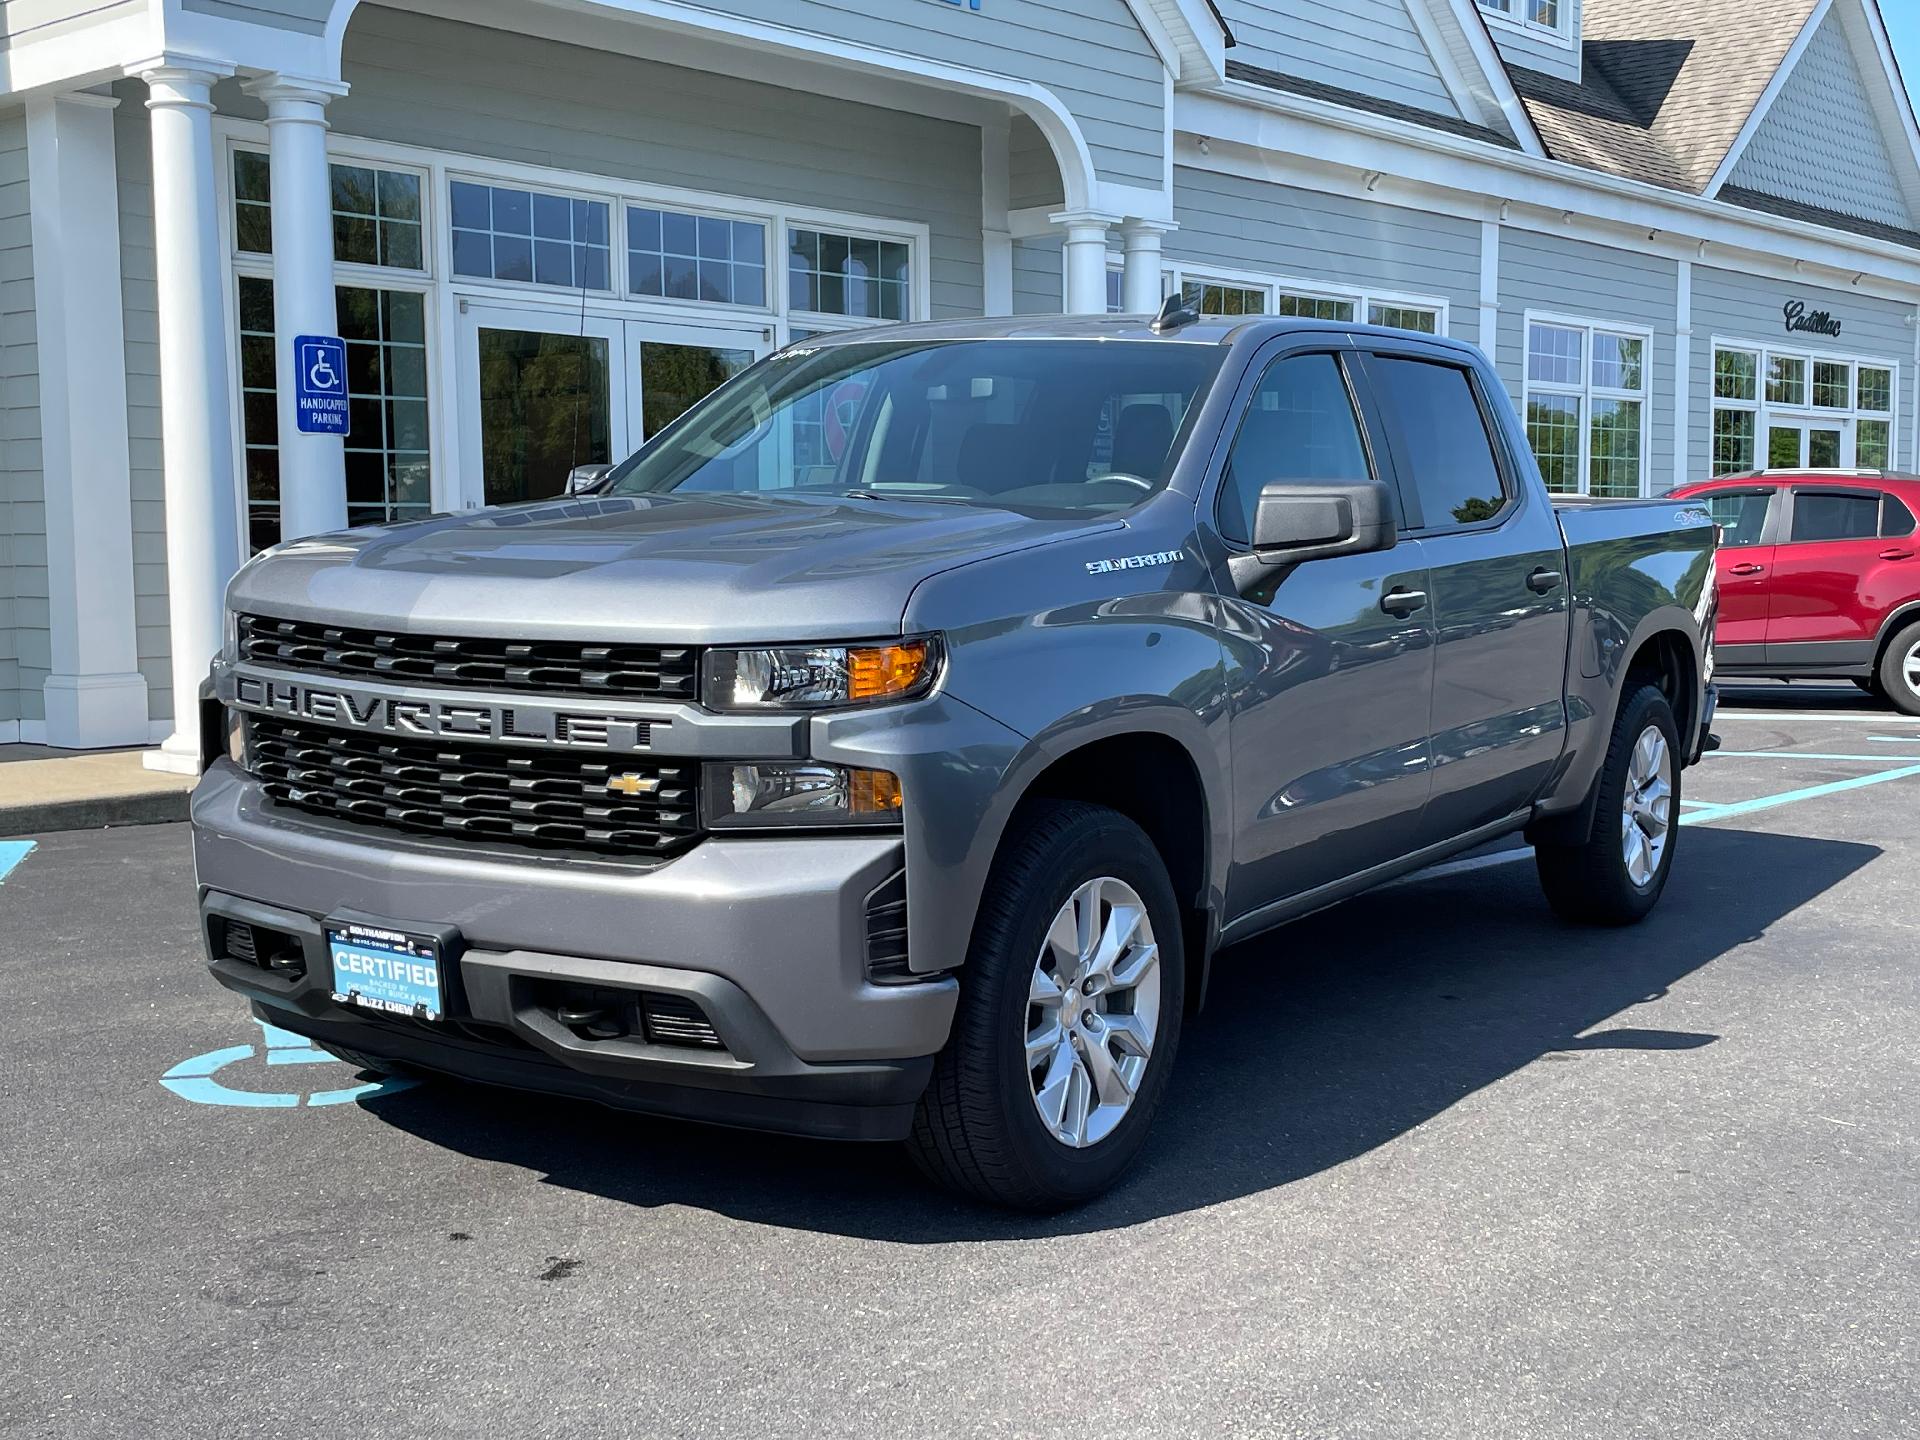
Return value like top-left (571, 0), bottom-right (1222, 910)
top-left (1381, 587), bottom-right (1428, 618)
top-left (1526, 567), bottom-right (1564, 594)
top-left (1880, 548), bottom-right (1916, 561)
top-left (1729, 562), bottom-right (1766, 576)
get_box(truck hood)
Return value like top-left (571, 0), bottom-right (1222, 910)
top-left (227, 492), bottom-right (1119, 643)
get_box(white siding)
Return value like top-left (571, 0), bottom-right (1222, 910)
top-left (1169, 167), bottom-right (1484, 345)
top-left (1728, 14), bottom-right (1913, 232)
top-left (1219, 0), bottom-right (1462, 116)
top-left (1496, 227), bottom-right (1678, 493)
top-left (0, 111), bottom-right (40, 728)
top-left (1688, 265), bottom-right (1917, 484)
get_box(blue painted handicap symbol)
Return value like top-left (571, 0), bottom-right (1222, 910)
top-left (293, 333), bottom-right (350, 436)
top-left (161, 1018), bottom-right (414, 1108)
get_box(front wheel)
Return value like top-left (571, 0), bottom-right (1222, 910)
top-left (1535, 684), bottom-right (1681, 926)
top-left (909, 801), bottom-right (1185, 1210)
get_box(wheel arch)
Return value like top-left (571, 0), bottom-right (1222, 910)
top-left (1872, 600), bottom-right (1920, 672)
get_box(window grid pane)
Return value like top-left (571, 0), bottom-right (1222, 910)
top-left (1526, 394), bottom-right (1582, 494)
top-left (1712, 409), bottom-right (1756, 476)
top-left (234, 150), bottom-right (273, 256)
top-left (628, 206), bottom-right (767, 308)
top-left (1858, 367), bottom-right (1893, 414)
top-left (237, 276), bottom-right (280, 552)
top-left (1527, 323), bottom-right (1584, 386)
top-left (1181, 281), bottom-right (1267, 316)
top-left (1273, 291), bottom-right (1352, 321)
top-left (1812, 361), bottom-right (1851, 410)
top-left (1859, 419), bottom-right (1893, 470)
top-left (450, 180), bottom-right (611, 291)
top-left (1589, 398), bottom-right (1643, 497)
top-left (1714, 349), bottom-right (1758, 402)
top-left (1592, 333), bottom-right (1645, 392)
top-left (330, 163), bottom-right (424, 271)
top-left (789, 227), bottom-right (909, 320)
top-left (1368, 302), bottom-right (1438, 334)
top-left (1766, 356), bottom-right (1807, 406)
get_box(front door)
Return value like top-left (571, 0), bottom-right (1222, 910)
top-left (456, 303), bottom-right (764, 508)
top-left (1212, 347), bottom-right (1437, 917)
top-left (1767, 420), bottom-right (1850, 470)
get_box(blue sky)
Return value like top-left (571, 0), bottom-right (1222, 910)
top-left (1888, 7), bottom-right (1920, 110)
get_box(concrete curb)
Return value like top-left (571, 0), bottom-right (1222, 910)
top-left (0, 789), bottom-right (192, 838)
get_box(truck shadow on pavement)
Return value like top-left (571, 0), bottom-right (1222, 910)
top-left (363, 825), bottom-right (1875, 1238)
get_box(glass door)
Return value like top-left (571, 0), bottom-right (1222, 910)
top-left (1766, 419), bottom-right (1850, 470)
top-left (457, 306), bottom-right (765, 509)
top-left (456, 303), bottom-right (628, 510)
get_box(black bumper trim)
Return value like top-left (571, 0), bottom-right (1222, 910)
top-left (202, 890), bottom-right (933, 1142)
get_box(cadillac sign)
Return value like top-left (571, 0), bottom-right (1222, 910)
top-left (1783, 300), bottom-right (1843, 339)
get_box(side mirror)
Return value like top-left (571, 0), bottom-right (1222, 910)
top-left (1251, 480), bottom-right (1397, 565)
top-left (564, 463), bottom-right (614, 496)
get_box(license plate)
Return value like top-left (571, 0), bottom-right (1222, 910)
top-left (327, 922), bottom-right (444, 1023)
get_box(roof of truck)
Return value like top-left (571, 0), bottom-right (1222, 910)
top-left (786, 315), bottom-right (1478, 352)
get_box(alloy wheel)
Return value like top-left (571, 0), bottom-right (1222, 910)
top-left (1025, 876), bottom-right (1162, 1149)
top-left (1621, 724), bottom-right (1673, 888)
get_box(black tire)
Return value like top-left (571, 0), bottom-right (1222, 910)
top-left (315, 1041), bottom-right (411, 1079)
top-left (908, 801), bottom-right (1185, 1211)
top-left (1535, 684), bottom-right (1682, 926)
top-left (1876, 620), bottom-right (1920, 716)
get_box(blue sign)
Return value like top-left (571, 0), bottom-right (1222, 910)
top-left (294, 333), bottom-right (350, 436)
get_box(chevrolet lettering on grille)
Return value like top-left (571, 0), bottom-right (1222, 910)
top-left (230, 672), bottom-right (656, 752)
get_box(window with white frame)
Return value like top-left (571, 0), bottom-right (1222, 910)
top-left (1477, 0), bottom-right (1566, 40)
top-left (628, 206), bottom-right (767, 307)
top-left (1165, 266), bottom-right (1446, 335)
top-left (788, 227), bottom-right (911, 321)
top-left (449, 179), bottom-right (611, 290)
top-left (233, 149), bottom-right (427, 272)
top-left (1524, 316), bottom-right (1650, 497)
top-left (1711, 342), bottom-right (1898, 475)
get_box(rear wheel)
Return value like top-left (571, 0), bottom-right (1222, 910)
top-left (909, 801), bottom-right (1184, 1210)
top-left (1877, 620), bottom-right (1920, 716)
top-left (1535, 684), bottom-right (1680, 926)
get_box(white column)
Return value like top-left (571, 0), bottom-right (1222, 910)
top-left (980, 117), bottom-right (1014, 317)
top-left (1051, 210), bottom-right (1118, 316)
top-left (1479, 219), bottom-right (1501, 356)
top-left (243, 74), bottom-right (349, 541)
top-left (133, 59), bottom-right (241, 775)
top-left (26, 93), bottom-right (150, 748)
top-left (1119, 220), bottom-right (1174, 315)
top-left (1672, 260), bottom-right (1693, 497)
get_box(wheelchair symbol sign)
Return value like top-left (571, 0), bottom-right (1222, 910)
top-left (294, 334), bottom-right (350, 436)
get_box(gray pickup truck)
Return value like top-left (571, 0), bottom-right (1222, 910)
top-left (192, 309), bottom-right (1717, 1208)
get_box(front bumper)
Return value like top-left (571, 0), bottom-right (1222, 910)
top-left (191, 762), bottom-right (958, 1140)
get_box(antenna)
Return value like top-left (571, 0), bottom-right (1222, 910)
top-left (1150, 292), bottom-right (1201, 334)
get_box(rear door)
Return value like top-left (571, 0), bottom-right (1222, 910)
top-left (1354, 348), bottom-right (1571, 846)
top-left (1211, 343), bottom-right (1436, 917)
top-left (1766, 486), bottom-right (1889, 665)
top-left (1694, 485), bottom-right (1781, 660)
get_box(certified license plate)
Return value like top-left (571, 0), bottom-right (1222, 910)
top-left (327, 922), bottom-right (444, 1022)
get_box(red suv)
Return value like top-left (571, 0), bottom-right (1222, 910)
top-left (1673, 470), bottom-right (1920, 713)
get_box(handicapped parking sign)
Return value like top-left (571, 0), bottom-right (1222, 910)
top-left (294, 333), bottom-right (350, 436)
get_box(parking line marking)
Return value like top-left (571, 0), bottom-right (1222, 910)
top-left (0, 841), bottom-right (35, 885)
top-left (1680, 763), bottom-right (1920, 824)
top-left (1717, 712), bottom-right (1920, 724)
top-left (1711, 751), bottom-right (1920, 761)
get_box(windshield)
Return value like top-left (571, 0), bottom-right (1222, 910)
top-left (603, 338), bottom-right (1225, 513)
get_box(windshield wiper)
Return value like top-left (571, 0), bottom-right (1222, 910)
top-left (838, 489), bottom-right (978, 506)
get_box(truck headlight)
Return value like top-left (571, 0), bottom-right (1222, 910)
top-left (703, 638), bottom-right (940, 711)
top-left (705, 762), bottom-right (903, 829)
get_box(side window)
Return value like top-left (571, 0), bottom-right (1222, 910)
top-left (1366, 356), bottom-right (1507, 529)
top-left (1790, 491), bottom-right (1880, 543)
top-left (1701, 489), bottom-right (1775, 548)
top-left (1217, 353), bottom-right (1372, 546)
top-left (1883, 494), bottom-right (1917, 539)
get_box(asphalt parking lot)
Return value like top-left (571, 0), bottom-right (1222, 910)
top-left (2, 683), bottom-right (1915, 1440)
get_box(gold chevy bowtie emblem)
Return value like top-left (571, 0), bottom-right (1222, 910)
top-left (605, 772), bottom-right (660, 797)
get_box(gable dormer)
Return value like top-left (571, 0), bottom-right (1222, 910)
top-left (1474, 0), bottom-right (1582, 85)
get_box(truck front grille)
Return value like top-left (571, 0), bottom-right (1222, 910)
top-left (237, 613), bottom-right (698, 702)
top-left (246, 715), bottom-right (701, 857)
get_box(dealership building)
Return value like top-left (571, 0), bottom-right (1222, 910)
top-left (1, 0), bottom-right (1918, 765)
